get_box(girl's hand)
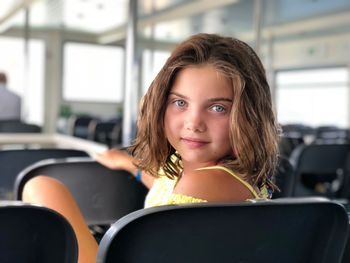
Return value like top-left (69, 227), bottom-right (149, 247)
top-left (95, 149), bottom-right (136, 174)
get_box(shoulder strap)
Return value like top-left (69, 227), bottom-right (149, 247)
top-left (196, 166), bottom-right (259, 199)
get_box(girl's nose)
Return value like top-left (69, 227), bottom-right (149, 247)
top-left (184, 110), bottom-right (206, 132)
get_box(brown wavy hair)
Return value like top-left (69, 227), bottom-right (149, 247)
top-left (130, 33), bottom-right (279, 190)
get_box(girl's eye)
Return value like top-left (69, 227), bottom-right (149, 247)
top-left (174, 99), bottom-right (186, 107)
top-left (211, 105), bottom-right (225, 113)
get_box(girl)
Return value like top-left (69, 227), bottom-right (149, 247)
top-left (23, 33), bottom-right (279, 262)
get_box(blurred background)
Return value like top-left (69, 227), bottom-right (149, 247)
top-left (0, 0), bottom-right (350, 146)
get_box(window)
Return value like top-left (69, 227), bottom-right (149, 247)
top-left (276, 67), bottom-right (349, 128)
top-left (63, 42), bottom-right (124, 102)
top-left (0, 37), bottom-right (44, 125)
top-left (142, 49), bottom-right (170, 94)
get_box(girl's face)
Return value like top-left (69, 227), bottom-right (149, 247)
top-left (164, 65), bottom-right (233, 169)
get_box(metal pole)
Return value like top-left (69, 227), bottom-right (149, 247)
top-left (23, 7), bottom-right (30, 121)
top-left (253, 0), bottom-right (262, 55)
top-left (266, 34), bottom-right (276, 107)
top-left (122, 0), bottom-right (139, 146)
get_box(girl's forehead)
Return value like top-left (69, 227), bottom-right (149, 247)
top-left (169, 65), bottom-right (233, 98)
top-left (173, 65), bottom-right (230, 85)
top-left (175, 64), bottom-right (226, 80)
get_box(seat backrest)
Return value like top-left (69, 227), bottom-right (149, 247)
top-left (279, 135), bottom-right (305, 158)
top-left (0, 148), bottom-right (89, 200)
top-left (88, 119), bottom-right (122, 147)
top-left (290, 143), bottom-right (350, 198)
top-left (341, 220), bottom-right (350, 263)
top-left (282, 123), bottom-right (315, 136)
top-left (313, 126), bottom-right (350, 144)
top-left (0, 200), bottom-right (78, 263)
top-left (14, 157), bottom-right (148, 226)
top-left (68, 115), bottom-right (96, 138)
top-left (272, 156), bottom-right (294, 198)
top-left (97, 198), bottom-right (348, 263)
top-left (0, 121), bottom-right (42, 133)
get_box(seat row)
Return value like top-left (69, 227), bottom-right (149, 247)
top-left (66, 115), bottom-right (123, 148)
top-left (0, 120), bottom-right (41, 133)
top-left (277, 143), bottom-right (350, 208)
top-left (0, 198), bottom-right (348, 263)
top-left (0, 116), bottom-right (123, 148)
top-left (280, 124), bottom-right (350, 158)
top-left (0, 147), bottom-right (349, 262)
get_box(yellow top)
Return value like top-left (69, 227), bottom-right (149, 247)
top-left (144, 165), bottom-right (269, 208)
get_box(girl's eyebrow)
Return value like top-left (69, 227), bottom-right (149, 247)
top-left (169, 92), bottom-right (233, 103)
top-left (169, 92), bottom-right (187, 99)
top-left (207, 97), bottom-right (233, 103)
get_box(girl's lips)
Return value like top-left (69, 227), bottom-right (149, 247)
top-left (181, 137), bottom-right (209, 148)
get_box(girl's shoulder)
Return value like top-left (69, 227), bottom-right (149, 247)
top-left (198, 166), bottom-right (271, 199)
top-left (173, 166), bottom-right (259, 202)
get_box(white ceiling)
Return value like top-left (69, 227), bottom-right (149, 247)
top-left (1, 0), bottom-right (350, 44)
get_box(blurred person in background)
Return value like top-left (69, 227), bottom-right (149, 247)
top-left (0, 72), bottom-right (21, 121)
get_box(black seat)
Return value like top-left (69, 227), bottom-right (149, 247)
top-left (289, 143), bottom-right (350, 199)
top-left (0, 200), bottom-right (78, 263)
top-left (14, 157), bottom-right (148, 227)
top-left (0, 148), bottom-right (89, 200)
top-left (68, 115), bottom-right (96, 139)
top-left (279, 135), bottom-right (305, 158)
top-left (97, 198), bottom-right (348, 263)
top-left (342, 223), bottom-right (350, 263)
top-left (279, 124), bottom-right (311, 158)
top-left (313, 126), bottom-right (350, 144)
top-left (88, 119), bottom-right (122, 148)
top-left (272, 156), bottom-right (294, 198)
top-left (0, 120), bottom-right (42, 133)
top-left (281, 123), bottom-right (315, 137)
